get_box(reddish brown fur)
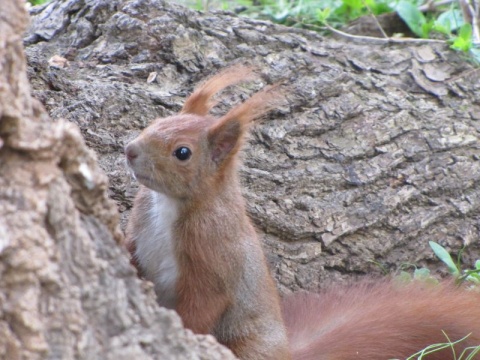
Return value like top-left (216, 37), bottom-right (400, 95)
top-left (181, 65), bottom-right (256, 116)
top-left (174, 70), bottom-right (290, 356)
top-left (283, 280), bottom-right (480, 360)
top-left (126, 66), bottom-right (480, 360)
top-left (208, 83), bottom-right (281, 172)
top-left (174, 198), bottom-right (239, 334)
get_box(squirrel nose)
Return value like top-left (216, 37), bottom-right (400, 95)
top-left (125, 143), bottom-right (139, 162)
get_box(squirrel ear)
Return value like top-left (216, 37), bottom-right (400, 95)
top-left (181, 66), bottom-right (255, 116)
top-left (207, 82), bottom-right (285, 166)
top-left (207, 118), bottom-right (243, 165)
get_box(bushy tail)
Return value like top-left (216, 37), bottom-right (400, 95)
top-left (282, 280), bottom-right (480, 360)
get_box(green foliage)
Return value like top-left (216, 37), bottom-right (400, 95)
top-left (450, 23), bottom-right (473, 52)
top-left (395, 1), bottom-right (426, 37)
top-left (28, 0), bottom-right (50, 5)
top-left (300, 0), bottom-right (393, 26)
top-left (394, 242), bottom-right (480, 359)
top-left (395, 267), bottom-right (441, 287)
top-left (392, 0), bottom-right (477, 61)
top-left (429, 240), bottom-right (461, 276)
top-left (316, 8), bottom-right (331, 24)
top-left (436, 8), bottom-right (464, 32)
top-left (428, 241), bottom-right (480, 285)
top-left (403, 333), bottom-right (480, 360)
top-left (394, 241), bottom-right (480, 288)
top-left (179, 0), bottom-right (480, 63)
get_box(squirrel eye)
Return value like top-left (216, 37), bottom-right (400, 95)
top-left (173, 146), bottom-right (192, 161)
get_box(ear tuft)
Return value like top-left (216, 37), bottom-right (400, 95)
top-left (181, 65), bottom-right (255, 116)
top-left (206, 83), bottom-right (284, 167)
top-left (219, 83), bottom-right (284, 127)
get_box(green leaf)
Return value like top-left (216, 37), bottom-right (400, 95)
top-left (29, 0), bottom-right (48, 4)
top-left (413, 267), bottom-right (431, 280)
top-left (316, 8), bottom-right (331, 23)
top-left (371, 2), bottom-right (393, 15)
top-left (450, 24), bottom-right (472, 52)
top-left (466, 274), bottom-right (480, 284)
top-left (476, 259), bottom-right (480, 270)
top-left (463, 268), bottom-right (480, 283)
top-left (429, 241), bottom-right (460, 276)
top-left (421, 19), bottom-right (435, 38)
top-left (436, 9), bottom-right (464, 32)
top-left (395, 1), bottom-right (426, 38)
top-left (451, 31), bottom-right (472, 52)
top-left (459, 22), bottom-right (472, 40)
top-left (194, 0), bottom-right (204, 11)
top-left (343, 0), bottom-right (363, 11)
top-left (395, 271), bottom-right (413, 283)
top-left (431, 24), bottom-right (450, 36)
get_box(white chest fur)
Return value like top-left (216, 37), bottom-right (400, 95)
top-left (134, 190), bottom-right (179, 309)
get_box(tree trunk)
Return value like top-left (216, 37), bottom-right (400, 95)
top-left (0, 1), bottom-right (235, 359)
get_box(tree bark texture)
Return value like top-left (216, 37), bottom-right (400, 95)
top-left (24, 0), bottom-right (480, 293)
top-left (0, 1), bottom-right (236, 359)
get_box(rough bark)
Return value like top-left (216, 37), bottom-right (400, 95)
top-left (24, 0), bottom-right (480, 294)
top-left (0, 1), bottom-right (235, 359)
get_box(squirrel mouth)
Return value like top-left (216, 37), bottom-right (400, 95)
top-left (131, 172), bottom-right (155, 186)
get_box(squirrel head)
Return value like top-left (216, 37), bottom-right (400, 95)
top-left (125, 66), bottom-right (281, 200)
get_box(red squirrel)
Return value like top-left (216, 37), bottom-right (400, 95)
top-left (125, 66), bottom-right (480, 360)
